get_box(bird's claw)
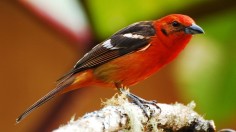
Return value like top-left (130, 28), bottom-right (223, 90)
top-left (119, 88), bottom-right (161, 120)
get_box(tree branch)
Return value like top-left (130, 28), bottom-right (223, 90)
top-left (54, 92), bottom-right (216, 132)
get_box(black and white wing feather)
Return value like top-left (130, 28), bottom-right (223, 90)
top-left (57, 21), bottom-right (156, 84)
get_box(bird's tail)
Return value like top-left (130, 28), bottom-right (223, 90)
top-left (16, 70), bottom-right (94, 123)
top-left (16, 77), bottom-right (75, 124)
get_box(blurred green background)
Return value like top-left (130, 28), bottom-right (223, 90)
top-left (1, 0), bottom-right (235, 131)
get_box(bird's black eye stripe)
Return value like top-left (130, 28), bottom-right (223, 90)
top-left (161, 29), bottom-right (168, 36)
top-left (172, 21), bottom-right (180, 27)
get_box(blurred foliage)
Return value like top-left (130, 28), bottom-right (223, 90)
top-left (201, 9), bottom-right (236, 120)
top-left (85, 0), bottom-right (203, 39)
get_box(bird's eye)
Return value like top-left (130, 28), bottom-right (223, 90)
top-left (172, 21), bottom-right (180, 27)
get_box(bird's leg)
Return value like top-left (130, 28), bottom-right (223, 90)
top-left (128, 92), bottom-right (158, 106)
top-left (114, 83), bottom-right (160, 119)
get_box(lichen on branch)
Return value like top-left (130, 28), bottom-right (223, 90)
top-left (54, 91), bottom-right (215, 132)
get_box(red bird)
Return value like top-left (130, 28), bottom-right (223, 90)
top-left (16, 14), bottom-right (204, 123)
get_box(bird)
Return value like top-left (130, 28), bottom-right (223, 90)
top-left (16, 14), bottom-right (204, 123)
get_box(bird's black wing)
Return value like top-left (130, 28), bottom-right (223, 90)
top-left (57, 21), bottom-right (156, 84)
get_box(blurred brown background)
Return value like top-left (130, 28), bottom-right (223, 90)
top-left (1, 0), bottom-right (236, 131)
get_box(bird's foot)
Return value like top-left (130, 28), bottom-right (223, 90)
top-left (119, 88), bottom-right (161, 120)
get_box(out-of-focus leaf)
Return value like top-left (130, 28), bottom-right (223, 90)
top-left (85, 0), bottom-right (203, 39)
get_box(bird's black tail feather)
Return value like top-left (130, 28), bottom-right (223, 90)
top-left (16, 79), bottom-right (73, 123)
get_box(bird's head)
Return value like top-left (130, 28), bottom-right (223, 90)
top-left (153, 14), bottom-right (204, 47)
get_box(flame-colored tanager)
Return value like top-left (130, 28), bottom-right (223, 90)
top-left (16, 14), bottom-right (204, 123)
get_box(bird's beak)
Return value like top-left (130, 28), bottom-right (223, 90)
top-left (185, 24), bottom-right (204, 34)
